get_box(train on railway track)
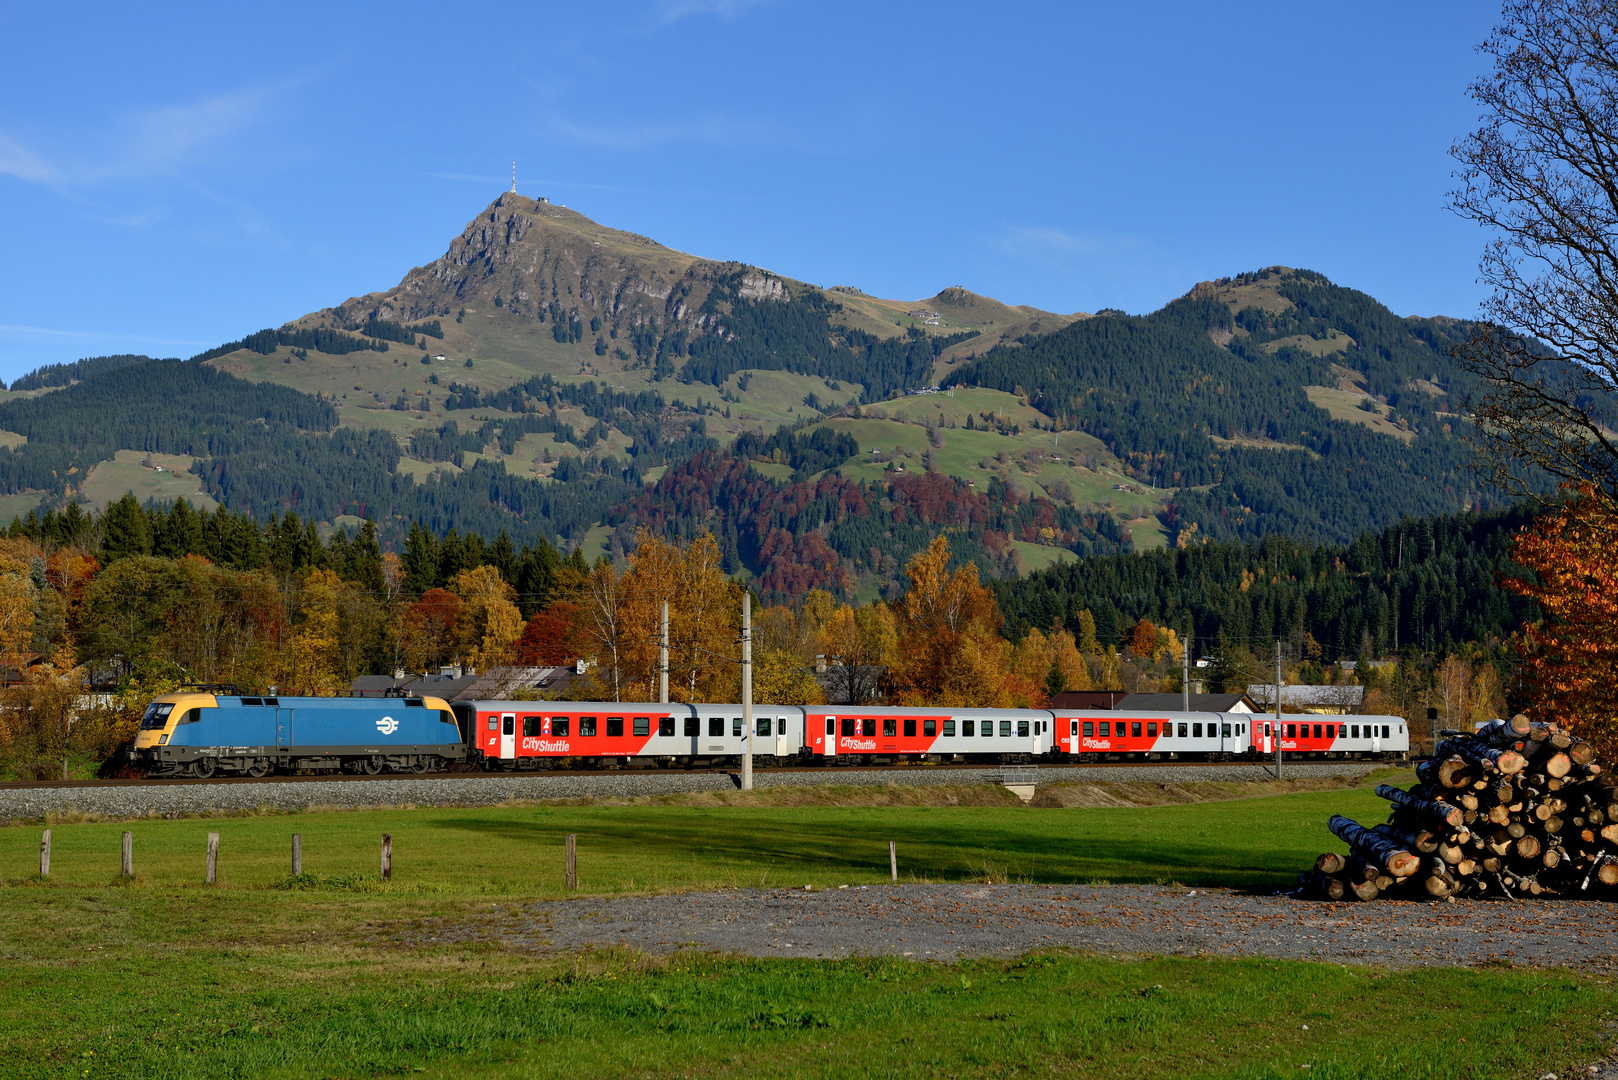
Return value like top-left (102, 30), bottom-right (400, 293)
top-left (131, 689), bottom-right (1409, 778)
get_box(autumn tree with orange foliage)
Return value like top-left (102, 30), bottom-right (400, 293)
top-left (890, 536), bottom-right (1017, 707)
top-left (1502, 488), bottom-right (1618, 751)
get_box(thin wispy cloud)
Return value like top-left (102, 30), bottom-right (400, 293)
top-left (993, 225), bottom-right (1145, 260)
top-left (0, 83), bottom-right (290, 194)
top-left (0, 323), bottom-right (207, 348)
top-left (653, 0), bottom-right (777, 26)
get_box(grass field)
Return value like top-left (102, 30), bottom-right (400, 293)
top-left (1, 774), bottom-right (1613, 1078)
top-left (77, 450), bottom-right (218, 512)
top-left (0, 775), bottom-right (1612, 1078)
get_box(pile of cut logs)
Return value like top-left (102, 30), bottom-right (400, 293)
top-left (1302, 714), bottom-right (1618, 901)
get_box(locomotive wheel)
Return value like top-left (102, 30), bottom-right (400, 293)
top-left (192, 760), bottom-right (215, 779)
top-left (246, 761), bottom-right (271, 778)
top-left (362, 756), bottom-right (383, 775)
top-left (409, 758), bottom-right (429, 774)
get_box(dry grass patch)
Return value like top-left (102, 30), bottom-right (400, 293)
top-left (1029, 775), bottom-right (1367, 809)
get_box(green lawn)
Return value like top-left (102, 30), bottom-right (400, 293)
top-left (1, 777), bottom-right (1610, 1079)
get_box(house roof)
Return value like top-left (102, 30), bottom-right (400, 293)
top-left (1044, 690), bottom-right (1132, 710)
top-left (1114, 692), bottom-right (1258, 713)
top-left (1246, 684), bottom-right (1365, 707)
top-left (452, 666), bottom-right (585, 701)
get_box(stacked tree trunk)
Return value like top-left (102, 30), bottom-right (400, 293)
top-left (1302, 715), bottom-right (1618, 901)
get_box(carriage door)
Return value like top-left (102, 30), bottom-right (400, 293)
top-left (276, 708), bottom-right (292, 750)
top-left (823, 716), bottom-right (837, 757)
top-left (500, 713), bottom-right (516, 760)
top-left (1371, 723), bottom-right (1381, 755)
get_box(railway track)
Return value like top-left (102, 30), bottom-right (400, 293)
top-left (0, 756), bottom-right (1394, 792)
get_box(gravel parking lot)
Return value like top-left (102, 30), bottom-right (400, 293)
top-left (427, 882), bottom-right (1618, 971)
top-left (0, 761), bottom-right (1383, 821)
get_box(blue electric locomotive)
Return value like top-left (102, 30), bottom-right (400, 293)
top-left (131, 691), bottom-right (465, 777)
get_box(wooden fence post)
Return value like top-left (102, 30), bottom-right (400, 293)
top-left (565, 833), bottom-right (577, 891)
top-left (121, 831), bottom-right (132, 878)
top-left (206, 833), bottom-right (219, 885)
top-left (889, 840), bottom-right (897, 882)
top-left (40, 830), bottom-right (49, 878)
top-left (292, 834), bottom-right (302, 876)
top-left (381, 834), bottom-right (392, 882)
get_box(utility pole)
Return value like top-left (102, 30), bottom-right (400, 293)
top-left (659, 601), bottom-right (669, 705)
top-left (1182, 623), bottom-right (1191, 712)
top-left (1275, 638), bottom-right (1284, 780)
top-left (741, 592), bottom-right (754, 791)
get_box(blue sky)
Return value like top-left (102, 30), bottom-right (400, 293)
top-left (0, 0), bottom-right (1497, 382)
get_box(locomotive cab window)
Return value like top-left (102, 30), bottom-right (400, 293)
top-left (179, 708), bottom-right (201, 725)
top-left (140, 703), bottom-right (174, 730)
top-left (523, 716), bottom-right (541, 737)
top-left (440, 710), bottom-right (456, 725)
top-left (552, 718), bottom-right (570, 737)
top-left (579, 716), bottom-right (597, 736)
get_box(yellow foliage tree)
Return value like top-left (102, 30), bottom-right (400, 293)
top-left (891, 536), bottom-right (1006, 705)
top-left (450, 565), bottom-right (524, 672)
top-left (817, 602), bottom-right (897, 705)
top-left (753, 648), bottom-right (822, 705)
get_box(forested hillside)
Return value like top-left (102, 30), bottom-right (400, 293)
top-left (993, 504), bottom-right (1540, 662)
top-left (943, 267), bottom-right (1516, 545)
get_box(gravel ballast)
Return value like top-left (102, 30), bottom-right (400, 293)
top-left (0, 761), bottom-right (1383, 821)
top-left (427, 882), bottom-right (1618, 971)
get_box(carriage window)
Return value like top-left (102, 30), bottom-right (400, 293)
top-left (778, 717), bottom-right (789, 736)
top-left (733, 717), bottom-right (744, 737)
top-left (862, 718), bottom-right (876, 737)
top-left (1192, 723), bottom-right (1202, 738)
top-left (842, 718), bottom-right (856, 736)
top-left (607, 717), bottom-right (625, 737)
top-left (981, 721), bottom-right (992, 737)
top-left (1313, 724), bottom-right (1322, 740)
top-left (487, 715), bottom-right (498, 731)
top-left (942, 720), bottom-right (953, 736)
top-left (963, 720), bottom-right (975, 737)
top-left (827, 718), bottom-right (836, 736)
top-left (904, 719), bottom-right (916, 737)
top-left (884, 718), bottom-right (897, 737)
top-left (659, 717), bottom-right (675, 737)
top-left (1285, 724), bottom-right (1296, 738)
top-left (757, 717), bottom-right (772, 737)
top-left (1099, 722), bottom-right (1110, 737)
top-left (523, 716), bottom-right (541, 736)
top-left (923, 719), bottom-right (936, 736)
top-left (1178, 723), bottom-right (1188, 737)
top-left (710, 717), bottom-right (725, 737)
top-left (1351, 725), bottom-right (1359, 738)
top-left (1325, 725), bottom-right (1335, 738)
top-left (1083, 721), bottom-right (1094, 737)
top-left (1000, 721), bottom-right (1013, 737)
top-left (1131, 722), bottom-right (1142, 737)
top-left (685, 717), bottom-right (699, 736)
top-left (1383, 725), bottom-right (1391, 738)
top-left (579, 716), bottom-right (597, 736)
top-left (1147, 722), bottom-right (1157, 736)
top-left (1017, 721), bottom-right (1029, 738)
top-left (552, 718), bottom-right (570, 737)
top-left (1222, 723), bottom-right (1232, 738)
